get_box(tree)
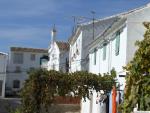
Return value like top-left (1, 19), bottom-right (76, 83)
top-left (120, 22), bottom-right (150, 113)
top-left (19, 69), bottom-right (116, 113)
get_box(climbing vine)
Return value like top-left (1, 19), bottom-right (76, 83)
top-left (19, 69), bottom-right (116, 113)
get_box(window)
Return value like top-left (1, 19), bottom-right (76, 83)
top-left (115, 31), bottom-right (120, 56)
top-left (15, 66), bottom-right (21, 73)
top-left (94, 48), bottom-right (97, 65)
top-left (103, 45), bottom-right (107, 60)
top-left (31, 54), bottom-right (36, 61)
top-left (13, 53), bottom-right (23, 64)
top-left (13, 80), bottom-right (20, 88)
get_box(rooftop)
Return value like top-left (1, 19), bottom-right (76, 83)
top-left (81, 2), bottom-right (150, 26)
top-left (10, 47), bottom-right (48, 53)
top-left (56, 41), bottom-right (69, 51)
top-left (0, 52), bottom-right (8, 56)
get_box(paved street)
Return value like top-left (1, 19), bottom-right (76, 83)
top-left (0, 98), bottom-right (21, 113)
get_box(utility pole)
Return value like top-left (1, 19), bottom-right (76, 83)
top-left (91, 11), bottom-right (95, 40)
top-left (71, 11), bottom-right (96, 39)
top-left (72, 16), bottom-right (77, 34)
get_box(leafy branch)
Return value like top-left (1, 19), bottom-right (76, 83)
top-left (20, 69), bottom-right (116, 113)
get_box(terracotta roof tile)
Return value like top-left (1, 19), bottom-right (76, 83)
top-left (56, 41), bottom-right (69, 51)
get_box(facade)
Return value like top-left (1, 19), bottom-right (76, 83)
top-left (69, 17), bottom-right (117, 72)
top-left (6, 47), bottom-right (48, 91)
top-left (0, 52), bottom-right (7, 98)
top-left (86, 3), bottom-right (150, 113)
top-left (68, 11), bottom-right (125, 113)
top-left (48, 27), bottom-right (69, 72)
top-left (69, 28), bottom-right (82, 72)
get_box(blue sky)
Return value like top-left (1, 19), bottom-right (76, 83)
top-left (0, 0), bottom-right (150, 52)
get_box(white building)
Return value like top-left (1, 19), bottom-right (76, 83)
top-left (69, 28), bottom-right (83, 72)
top-left (0, 52), bottom-right (7, 98)
top-left (6, 47), bottom-right (48, 91)
top-left (69, 18), bottom-right (117, 72)
top-left (86, 3), bottom-right (150, 113)
top-left (68, 14), bottom-right (124, 113)
top-left (68, 8), bottom-right (125, 113)
top-left (48, 27), bottom-right (69, 72)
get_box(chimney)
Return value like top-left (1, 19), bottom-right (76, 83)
top-left (51, 25), bottom-right (57, 46)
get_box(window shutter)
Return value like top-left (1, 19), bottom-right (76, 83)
top-left (103, 45), bottom-right (107, 60)
top-left (94, 48), bottom-right (97, 65)
top-left (115, 31), bottom-right (120, 56)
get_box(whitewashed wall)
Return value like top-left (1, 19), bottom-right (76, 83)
top-left (110, 27), bottom-right (127, 73)
top-left (110, 26), bottom-right (127, 91)
top-left (88, 25), bottom-right (127, 113)
top-left (79, 17), bottom-right (122, 113)
top-left (0, 53), bottom-right (7, 97)
top-left (70, 18), bottom-right (118, 73)
top-left (7, 51), bottom-right (47, 90)
top-left (48, 42), bottom-right (69, 72)
top-left (82, 4), bottom-right (150, 113)
top-left (48, 42), bottom-right (60, 71)
top-left (126, 6), bottom-right (150, 64)
top-left (81, 18), bottom-right (118, 72)
top-left (8, 52), bottom-right (46, 72)
top-left (6, 72), bottom-right (27, 90)
top-left (70, 32), bottom-right (82, 72)
top-left (89, 26), bottom-right (127, 75)
top-left (80, 98), bottom-right (91, 113)
top-left (99, 44), bottom-right (109, 74)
